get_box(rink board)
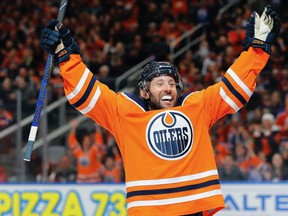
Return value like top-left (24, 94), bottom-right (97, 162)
top-left (0, 182), bottom-right (287, 216)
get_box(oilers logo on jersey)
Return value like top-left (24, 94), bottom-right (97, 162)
top-left (146, 110), bottom-right (193, 160)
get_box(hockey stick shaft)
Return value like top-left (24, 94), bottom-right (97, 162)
top-left (24, 0), bottom-right (69, 161)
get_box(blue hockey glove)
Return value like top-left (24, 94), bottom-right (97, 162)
top-left (243, 4), bottom-right (280, 54)
top-left (40, 19), bottom-right (61, 55)
top-left (40, 19), bottom-right (80, 66)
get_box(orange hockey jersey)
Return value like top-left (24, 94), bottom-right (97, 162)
top-left (68, 140), bottom-right (102, 183)
top-left (59, 47), bottom-right (269, 215)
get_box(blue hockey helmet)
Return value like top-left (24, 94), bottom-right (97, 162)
top-left (138, 61), bottom-right (183, 92)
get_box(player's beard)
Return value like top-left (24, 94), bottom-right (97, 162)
top-left (147, 92), bottom-right (178, 110)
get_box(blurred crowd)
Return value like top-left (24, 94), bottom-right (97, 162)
top-left (1, 0), bottom-right (288, 183)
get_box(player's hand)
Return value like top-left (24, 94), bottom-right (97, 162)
top-left (40, 19), bottom-right (80, 66)
top-left (243, 4), bottom-right (280, 54)
top-left (40, 19), bottom-right (61, 55)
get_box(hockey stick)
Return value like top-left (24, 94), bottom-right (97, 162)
top-left (23, 0), bottom-right (69, 161)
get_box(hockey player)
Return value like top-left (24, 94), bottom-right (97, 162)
top-left (40, 4), bottom-right (280, 216)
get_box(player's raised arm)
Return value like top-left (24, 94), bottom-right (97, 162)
top-left (201, 5), bottom-right (280, 126)
top-left (40, 20), bottom-right (119, 132)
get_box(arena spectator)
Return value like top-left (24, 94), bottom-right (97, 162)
top-left (253, 113), bottom-right (281, 162)
top-left (269, 153), bottom-right (288, 181)
top-left (233, 142), bottom-right (262, 180)
top-left (218, 154), bottom-right (246, 181)
top-left (171, 0), bottom-right (189, 18)
top-left (36, 162), bottom-right (57, 182)
top-left (0, 77), bottom-right (16, 113)
top-left (14, 76), bottom-right (37, 116)
top-left (0, 102), bottom-right (14, 130)
top-left (210, 132), bottom-right (231, 166)
top-left (125, 34), bottom-right (145, 67)
top-left (269, 90), bottom-right (284, 116)
top-left (257, 152), bottom-right (273, 181)
top-left (0, 67), bottom-right (8, 82)
top-left (100, 155), bottom-right (122, 183)
top-left (68, 124), bottom-right (102, 183)
top-left (226, 15), bottom-right (246, 54)
top-left (55, 155), bottom-right (77, 183)
top-left (226, 114), bottom-right (245, 153)
top-left (196, 1), bottom-right (210, 24)
top-left (201, 49), bottom-right (218, 77)
top-left (279, 138), bottom-right (288, 167)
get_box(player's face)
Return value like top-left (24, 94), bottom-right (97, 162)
top-left (147, 75), bottom-right (178, 110)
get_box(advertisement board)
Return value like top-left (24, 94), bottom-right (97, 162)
top-left (216, 182), bottom-right (288, 216)
top-left (0, 182), bottom-right (287, 215)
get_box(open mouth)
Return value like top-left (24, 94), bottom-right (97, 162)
top-left (161, 95), bottom-right (173, 102)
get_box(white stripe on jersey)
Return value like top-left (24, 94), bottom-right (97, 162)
top-left (127, 189), bottom-right (222, 209)
top-left (79, 85), bottom-right (101, 114)
top-left (66, 67), bottom-right (90, 100)
top-left (126, 170), bottom-right (219, 188)
top-left (220, 87), bottom-right (240, 112)
top-left (227, 68), bottom-right (253, 97)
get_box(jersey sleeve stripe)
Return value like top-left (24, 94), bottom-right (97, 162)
top-left (72, 75), bottom-right (97, 108)
top-left (127, 189), bottom-right (222, 209)
top-left (126, 170), bottom-right (218, 188)
top-left (221, 76), bottom-right (247, 105)
top-left (219, 87), bottom-right (240, 112)
top-left (227, 68), bottom-right (253, 97)
top-left (66, 67), bottom-right (90, 100)
top-left (79, 85), bottom-right (101, 114)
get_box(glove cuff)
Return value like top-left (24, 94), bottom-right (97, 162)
top-left (54, 41), bottom-right (80, 66)
top-left (251, 39), bottom-right (271, 55)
